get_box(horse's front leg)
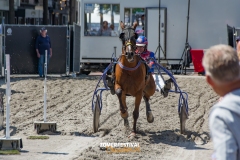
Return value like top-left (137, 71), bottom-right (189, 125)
top-left (143, 73), bottom-right (155, 123)
top-left (115, 84), bottom-right (129, 127)
top-left (130, 91), bottom-right (143, 137)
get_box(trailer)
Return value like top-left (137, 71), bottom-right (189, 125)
top-left (77, 0), bottom-right (164, 74)
top-left (75, 0), bottom-right (240, 74)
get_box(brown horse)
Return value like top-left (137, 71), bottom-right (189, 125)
top-left (114, 26), bottom-right (156, 137)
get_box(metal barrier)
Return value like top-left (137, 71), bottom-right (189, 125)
top-left (3, 25), bottom-right (69, 74)
top-left (0, 54), bottom-right (23, 150)
top-left (34, 50), bottom-right (57, 134)
top-left (73, 23), bottom-right (81, 73)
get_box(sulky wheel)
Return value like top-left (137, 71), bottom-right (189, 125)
top-left (93, 95), bottom-right (101, 133)
top-left (179, 101), bottom-right (188, 134)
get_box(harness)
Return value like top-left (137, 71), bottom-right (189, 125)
top-left (109, 28), bottom-right (149, 85)
top-left (110, 44), bottom-right (149, 85)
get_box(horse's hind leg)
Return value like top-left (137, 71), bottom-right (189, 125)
top-left (143, 74), bottom-right (155, 123)
top-left (115, 88), bottom-right (129, 127)
top-left (143, 96), bottom-right (154, 123)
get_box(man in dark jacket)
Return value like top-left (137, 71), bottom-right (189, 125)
top-left (35, 27), bottom-right (52, 77)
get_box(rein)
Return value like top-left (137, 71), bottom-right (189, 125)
top-left (117, 60), bottom-right (142, 71)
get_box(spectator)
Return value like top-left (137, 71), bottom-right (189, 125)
top-left (98, 21), bottom-right (111, 36)
top-left (118, 21), bottom-right (125, 33)
top-left (110, 24), bottom-right (114, 30)
top-left (202, 44), bottom-right (240, 160)
top-left (218, 40), bottom-right (240, 102)
top-left (35, 27), bottom-right (52, 77)
top-left (110, 24), bottom-right (119, 36)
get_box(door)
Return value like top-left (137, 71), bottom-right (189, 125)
top-left (145, 7), bottom-right (166, 61)
top-left (227, 25), bottom-right (235, 48)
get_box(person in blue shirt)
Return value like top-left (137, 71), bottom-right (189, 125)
top-left (35, 27), bottom-right (52, 77)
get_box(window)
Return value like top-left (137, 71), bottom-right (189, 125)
top-left (124, 8), bottom-right (145, 36)
top-left (84, 4), bottom-right (120, 36)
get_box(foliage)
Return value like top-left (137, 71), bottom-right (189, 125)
top-left (0, 150), bottom-right (20, 155)
top-left (95, 4), bottom-right (120, 14)
top-left (27, 136), bottom-right (49, 140)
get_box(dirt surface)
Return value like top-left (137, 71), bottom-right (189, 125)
top-left (0, 74), bottom-right (218, 160)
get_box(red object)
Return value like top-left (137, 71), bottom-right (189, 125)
top-left (190, 49), bottom-right (205, 73)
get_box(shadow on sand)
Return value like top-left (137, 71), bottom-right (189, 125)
top-left (1, 126), bottom-right (18, 136)
top-left (138, 129), bottom-right (211, 150)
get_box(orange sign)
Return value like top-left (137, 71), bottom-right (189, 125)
top-left (106, 146), bottom-right (141, 154)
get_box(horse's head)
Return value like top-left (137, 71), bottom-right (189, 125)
top-left (119, 23), bottom-right (138, 62)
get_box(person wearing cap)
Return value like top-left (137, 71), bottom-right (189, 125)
top-left (135, 36), bottom-right (172, 97)
top-left (35, 27), bottom-right (52, 77)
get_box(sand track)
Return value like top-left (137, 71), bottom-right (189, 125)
top-left (0, 75), bottom-right (216, 159)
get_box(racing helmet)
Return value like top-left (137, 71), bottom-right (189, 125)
top-left (136, 36), bottom-right (148, 46)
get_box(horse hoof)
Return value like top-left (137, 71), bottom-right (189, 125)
top-left (120, 111), bottom-right (128, 119)
top-left (124, 118), bottom-right (129, 127)
top-left (147, 111), bottom-right (154, 123)
top-left (128, 132), bottom-right (136, 139)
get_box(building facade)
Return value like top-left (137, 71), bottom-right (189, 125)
top-left (0, 0), bottom-right (20, 24)
top-left (0, 0), bottom-right (78, 25)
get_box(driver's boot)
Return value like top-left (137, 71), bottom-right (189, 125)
top-left (162, 78), bottom-right (173, 98)
top-left (106, 75), bottom-right (115, 95)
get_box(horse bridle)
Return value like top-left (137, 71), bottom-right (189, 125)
top-left (122, 39), bottom-right (136, 57)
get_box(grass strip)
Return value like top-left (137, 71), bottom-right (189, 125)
top-left (0, 150), bottom-right (20, 155)
top-left (27, 136), bottom-right (49, 140)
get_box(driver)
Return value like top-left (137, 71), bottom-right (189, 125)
top-left (136, 36), bottom-right (172, 97)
